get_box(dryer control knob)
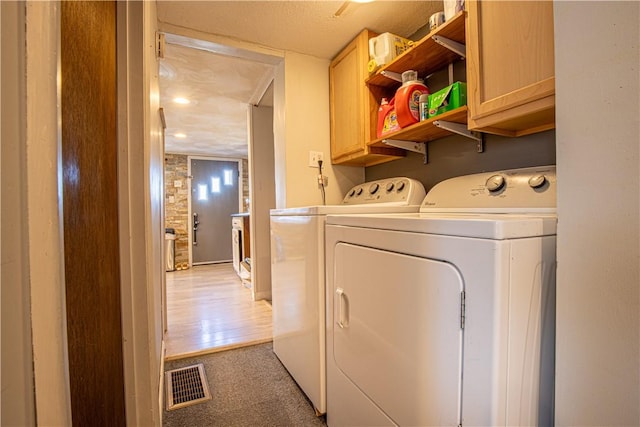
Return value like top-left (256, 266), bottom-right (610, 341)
top-left (396, 181), bottom-right (406, 192)
top-left (486, 174), bottom-right (506, 192)
top-left (355, 187), bottom-right (363, 196)
top-left (348, 189), bottom-right (356, 197)
top-left (369, 183), bottom-right (380, 194)
top-left (385, 182), bottom-right (395, 192)
top-left (528, 174), bottom-right (547, 189)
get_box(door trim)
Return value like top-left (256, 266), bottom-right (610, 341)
top-left (187, 155), bottom-right (244, 266)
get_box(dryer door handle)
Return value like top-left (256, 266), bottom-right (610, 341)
top-left (336, 288), bottom-right (349, 329)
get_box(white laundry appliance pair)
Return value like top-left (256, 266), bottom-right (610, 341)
top-left (270, 177), bottom-right (426, 415)
top-left (325, 166), bottom-right (557, 426)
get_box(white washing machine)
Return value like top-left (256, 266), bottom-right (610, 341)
top-left (270, 177), bottom-right (426, 415)
top-left (325, 166), bottom-right (557, 426)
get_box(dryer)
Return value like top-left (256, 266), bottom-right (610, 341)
top-left (270, 177), bottom-right (426, 415)
top-left (325, 166), bottom-right (557, 426)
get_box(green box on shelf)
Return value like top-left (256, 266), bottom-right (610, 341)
top-left (428, 81), bottom-right (467, 118)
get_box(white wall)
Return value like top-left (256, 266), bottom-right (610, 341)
top-left (248, 105), bottom-right (276, 300)
top-left (1, 2), bottom-right (38, 425)
top-left (554, 2), bottom-right (640, 425)
top-left (117, 2), bottom-right (164, 425)
top-left (280, 51), bottom-right (363, 208)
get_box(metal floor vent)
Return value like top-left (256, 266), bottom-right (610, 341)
top-left (165, 363), bottom-right (211, 411)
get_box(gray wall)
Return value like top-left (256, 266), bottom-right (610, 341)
top-left (554, 2), bottom-right (639, 425)
top-left (366, 130), bottom-right (555, 192)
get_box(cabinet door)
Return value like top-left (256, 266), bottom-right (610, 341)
top-left (330, 30), bottom-right (368, 161)
top-left (466, 0), bottom-right (555, 136)
top-left (329, 30), bottom-right (403, 166)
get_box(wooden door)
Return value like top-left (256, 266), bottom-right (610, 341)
top-left (61, 2), bottom-right (126, 425)
top-left (330, 30), bottom-right (369, 161)
top-left (466, 0), bottom-right (555, 136)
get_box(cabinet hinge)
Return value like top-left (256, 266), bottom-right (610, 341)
top-left (460, 291), bottom-right (466, 330)
top-left (156, 32), bottom-right (165, 59)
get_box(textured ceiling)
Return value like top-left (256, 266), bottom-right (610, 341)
top-left (160, 35), bottom-right (275, 157)
top-left (158, 1), bottom-right (443, 157)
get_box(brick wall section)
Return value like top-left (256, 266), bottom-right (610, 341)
top-left (164, 154), bottom-right (189, 264)
top-left (164, 155), bottom-right (249, 265)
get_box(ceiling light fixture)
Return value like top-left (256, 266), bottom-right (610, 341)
top-left (333, 1), bottom-right (350, 17)
top-left (173, 97), bottom-right (190, 105)
top-left (334, 0), bottom-right (374, 17)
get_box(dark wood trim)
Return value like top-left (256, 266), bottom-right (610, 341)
top-left (61, 2), bottom-right (126, 424)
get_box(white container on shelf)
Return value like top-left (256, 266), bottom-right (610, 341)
top-left (444, 0), bottom-right (464, 21)
top-left (368, 32), bottom-right (411, 69)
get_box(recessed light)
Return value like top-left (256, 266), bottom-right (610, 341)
top-left (173, 97), bottom-right (190, 105)
top-left (174, 133), bottom-right (187, 139)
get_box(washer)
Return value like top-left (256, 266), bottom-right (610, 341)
top-left (270, 177), bottom-right (426, 415)
top-left (325, 166), bottom-right (557, 426)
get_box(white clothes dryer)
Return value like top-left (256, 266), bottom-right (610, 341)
top-left (270, 177), bottom-right (426, 415)
top-left (325, 166), bottom-right (557, 426)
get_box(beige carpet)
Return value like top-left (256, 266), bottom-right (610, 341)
top-left (163, 342), bottom-right (327, 427)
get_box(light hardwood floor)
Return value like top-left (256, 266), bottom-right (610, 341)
top-left (164, 263), bottom-right (273, 361)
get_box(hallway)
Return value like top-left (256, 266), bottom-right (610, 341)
top-left (164, 263), bottom-right (273, 360)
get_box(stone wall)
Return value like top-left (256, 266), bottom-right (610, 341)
top-left (164, 155), bottom-right (249, 266)
top-left (164, 154), bottom-right (189, 265)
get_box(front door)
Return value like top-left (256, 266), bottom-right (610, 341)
top-left (189, 157), bottom-right (240, 264)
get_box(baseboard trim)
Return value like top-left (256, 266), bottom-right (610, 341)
top-left (164, 338), bottom-right (273, 362)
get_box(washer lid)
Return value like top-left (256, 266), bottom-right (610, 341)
top-left (326, 212), bottom-right (557, 240)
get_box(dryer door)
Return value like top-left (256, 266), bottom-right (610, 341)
top-left (332, 243), bottom-right (464, 426)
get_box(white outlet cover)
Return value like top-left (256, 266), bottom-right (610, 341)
top-left (308, 151), bottom-right (323, 167)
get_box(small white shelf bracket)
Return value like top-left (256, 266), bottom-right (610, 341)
top-left (433, 120), bottom-right (484, 152)
top-left (380, 70), bottom-right (403, 83)
top-left (432, 35), bottom-right (466, 59)
top-left (382, 139), bottom-right (428, 164)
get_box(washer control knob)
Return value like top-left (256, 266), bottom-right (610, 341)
top-left (355, 187), bottom-right (363, 196)
top-left (528, 174), bottom-right (547, 189)
top-left (486, 174), bottom-right (506, 192)
top-left (348, 189), bottom-right (356, 197)
top-left (385, 182), bottom-right (395, 192)
top-left (396, 181), bottom-right (406, 192)
top-left (369, 183), bottom-right (380, 195)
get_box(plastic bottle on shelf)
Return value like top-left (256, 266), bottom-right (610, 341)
top-left (419, 93), bottom-right (430, 121)
top-left (395, 70), bottom-right (429, 128)
top-left (377, 97), bottom-right (400, 138)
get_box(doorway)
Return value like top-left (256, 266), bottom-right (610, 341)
top-left (160, 33), bottom-right (279, 358)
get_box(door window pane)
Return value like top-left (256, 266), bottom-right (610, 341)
top-left (198, 184), bottom-right (208, 201)
top-left (211, 177), bottom-right (221, 193)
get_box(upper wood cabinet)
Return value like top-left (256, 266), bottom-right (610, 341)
top-left (466, 0), bottom-right (555, 136)
top-left (329, 29), bottom-right (404, 166)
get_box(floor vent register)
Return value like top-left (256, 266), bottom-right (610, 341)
top-left (165, 363), bottom-right (212, 410)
